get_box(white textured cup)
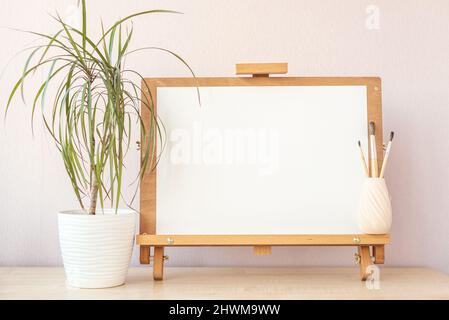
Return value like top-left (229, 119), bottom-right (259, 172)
top-left (358, 178), bottom-right (392, 234)
top-left (58, 209), bottom-right (136, 288)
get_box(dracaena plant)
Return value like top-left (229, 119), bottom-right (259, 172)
top-left (5, 1), bottom-right (193, 214)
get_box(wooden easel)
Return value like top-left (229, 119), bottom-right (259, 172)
top-left (137, 63), bottom-right (389, 281)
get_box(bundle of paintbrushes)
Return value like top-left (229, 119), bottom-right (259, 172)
top-left (357, 122), bottom-right (394, 178)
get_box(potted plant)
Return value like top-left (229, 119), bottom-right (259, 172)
top-left (5, 1), bottom-right (192, 288)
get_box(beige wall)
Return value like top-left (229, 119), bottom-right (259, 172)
top-left (1, 0), bottom-right (448, 273)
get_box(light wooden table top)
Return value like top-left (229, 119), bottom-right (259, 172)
top-left (1, 267), bottom-right (448, 300)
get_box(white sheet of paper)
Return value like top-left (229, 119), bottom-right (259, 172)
top-left (155, 86), bottom-right (368, 234)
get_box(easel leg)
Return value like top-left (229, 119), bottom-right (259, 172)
top-left (140, 246), bottom-right (151, 264)
top-left (153, 246), bottom-right (165, 281)
top-left (372, 245), bottom-right (385, 264)
top-left (358, 246), bottom-right (373, 281)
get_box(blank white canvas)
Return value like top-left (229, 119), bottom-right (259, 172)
top-left (156, 86), bottom-right (368, 234)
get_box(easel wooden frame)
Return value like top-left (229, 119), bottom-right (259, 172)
top-left (136, 63), bottom-right (389, 281)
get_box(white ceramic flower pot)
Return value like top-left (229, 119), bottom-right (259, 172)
top-left (358, 178), bottom-right (392, 234)
top-left (58, 209), bottom-right (136, 288)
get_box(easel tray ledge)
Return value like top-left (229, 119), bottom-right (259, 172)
top-left (136, 234), bottom-right (390, 246)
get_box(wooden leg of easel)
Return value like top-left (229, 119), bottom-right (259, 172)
top-left (372, 245), bottom-right (385, 264)
top-left (140, 246), bottom-right (151, 264)
top-left (358, 246), bottom-right (373, 281)
top-left (153, 246), bottom-right (165, 281)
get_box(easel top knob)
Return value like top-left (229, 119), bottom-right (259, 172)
top-left (236, 62), bottom-right (288, 77)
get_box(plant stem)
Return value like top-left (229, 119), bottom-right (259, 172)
top-left (88, 175), bottom-right (98, 215)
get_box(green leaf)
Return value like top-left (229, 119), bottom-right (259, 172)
top-left (56, 14), bottom-right (87, 69)
top-left (98, 10), bottom-right (182, 45)
top-left (81, 0), bottom-right (87, 53)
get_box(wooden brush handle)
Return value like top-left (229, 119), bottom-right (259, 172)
top-left (369, 134), bottom-right (378, 178)
top-left (371, 158), bottom-right (378, 177)
top-left (359, 151), bottom-right (369, 177)
top-left (379, 143), bottom-right (392, 178)
top-left (380, 158), bottom-right (388, 178)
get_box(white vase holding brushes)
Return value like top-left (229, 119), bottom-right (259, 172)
top-left (358, 178), bottom-right (392, 234)
top-left (357, 124), bottom-right (394, 234)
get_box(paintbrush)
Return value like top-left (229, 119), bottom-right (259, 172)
top-left (369, 121), bottom-right (378, 177)
top-left (358, 140), bottom-right (369, 177)
top-left (380, 131), bottom-right (395, 178)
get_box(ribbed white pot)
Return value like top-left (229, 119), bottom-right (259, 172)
top-left (58, 209), bottom-right (136, 288)
top-left (358, 178), bottom-right (392, 234)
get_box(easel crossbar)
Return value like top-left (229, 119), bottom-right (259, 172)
top-left (136, 234), bottom-right (390, 246)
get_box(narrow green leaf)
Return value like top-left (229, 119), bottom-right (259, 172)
top-left (98, 10), bottom-right (182, 45)
top-left (81, 0), bottom-right (87, 53)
